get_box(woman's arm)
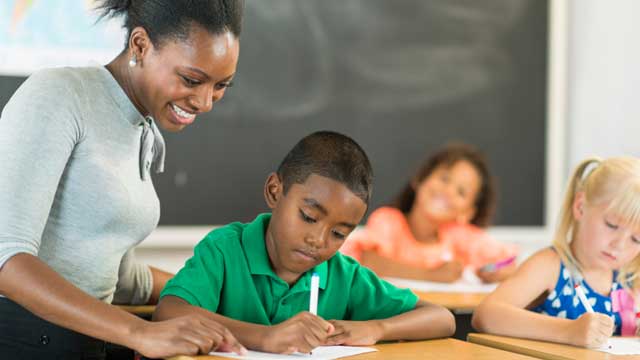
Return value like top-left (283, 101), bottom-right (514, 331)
top-left (155, 295), bottom-right (268, 350)
top-left (0, 254), bottom-right (244, 358)
top-left (155, 295), bottom-right (335, 354)
top-left (360, 250), bottom-right (463, 283)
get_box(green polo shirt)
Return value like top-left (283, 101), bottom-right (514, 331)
top-left (160, 213), bottom-right (418, 324)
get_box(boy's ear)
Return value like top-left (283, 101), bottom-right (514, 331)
top-left (264, 172), bottom-right (283, 209)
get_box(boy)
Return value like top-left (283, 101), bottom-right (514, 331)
top-left (154, 131), bottom-right (455, 354)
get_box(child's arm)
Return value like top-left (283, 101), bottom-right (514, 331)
top-left (325, 300), bottom-right (455, 345)
top-left (360, 250), bottom-right (463, 283)
top-left (471, 248), bottom-right (614, 348)
top-left (154, 295), bottom-right (334, 354)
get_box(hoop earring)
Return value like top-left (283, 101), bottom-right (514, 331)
top-left (128, 55), bottom-right (137, 68)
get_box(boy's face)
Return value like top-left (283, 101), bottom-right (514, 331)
top-left (264, 173), bottom-right (367, 284)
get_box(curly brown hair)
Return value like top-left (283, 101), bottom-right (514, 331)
top-left (393, 143), bottom-right (496, 227)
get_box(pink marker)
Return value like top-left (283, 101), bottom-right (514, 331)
top-left (480, 256), bottom-right (516, 272)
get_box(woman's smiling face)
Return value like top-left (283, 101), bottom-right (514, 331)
top-left (132, 25), bottom-right (239, 132)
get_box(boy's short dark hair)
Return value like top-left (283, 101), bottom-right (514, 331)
top-left (277, 131), bottom-right (373, 204)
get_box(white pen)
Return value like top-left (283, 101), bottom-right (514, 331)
top-left (309, 272), bottom-right (320, 315)
top-left (575, 283), bottom-right (611, 349)
top-left (308, 273), bottom-right (320, 355)
top-left (574, 283), bottom-right (594, 312)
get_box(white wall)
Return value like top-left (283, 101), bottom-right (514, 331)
top-left (138, 0), bottom-right (640, 272)
top-left (568, 0), bottom-right (640, 167)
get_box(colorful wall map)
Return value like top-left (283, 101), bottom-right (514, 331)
top-left (0, 0), bottom-right (125, 75)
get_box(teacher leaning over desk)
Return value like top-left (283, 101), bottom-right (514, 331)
top-left (0, 0), bottom-right (248, 358)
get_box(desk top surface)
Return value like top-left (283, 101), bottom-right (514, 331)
top-left (468, 333), bottom-right (640, 360)
top-left (415, 291), bottom-right (486, 312)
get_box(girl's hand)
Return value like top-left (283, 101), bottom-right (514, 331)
top-left (432, 260), bottom-right (464, 283)
top-left (476, 262), bottom-right (516, 283)
top-left (324, 320), bottom-right (384, 346)
top-left (566, 312), bottom-right (614, 348)
top-left (130, 315), bottom-right (246, 358)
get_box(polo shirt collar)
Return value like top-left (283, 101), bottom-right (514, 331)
top-left (242, 213), bottom-right (275, 277)
top-left (242, 213), bottom-right (328, 289)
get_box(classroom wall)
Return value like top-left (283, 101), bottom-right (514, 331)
top-left (134, 1), bottom-right (638, 271)
top-left (567, 0), bottom-right (640, 168)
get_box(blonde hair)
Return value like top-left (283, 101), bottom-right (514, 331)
top-left (552, 157), bottom-right (640, 290)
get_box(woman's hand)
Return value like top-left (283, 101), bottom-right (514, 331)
top-left (129, 314), bottom-right (246, 358)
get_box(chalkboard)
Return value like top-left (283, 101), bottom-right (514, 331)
top-left (0, 0), bottom-right (548, 226)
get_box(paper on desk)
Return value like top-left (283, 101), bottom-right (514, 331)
top-left (596, 337), bottom-right (640, 355)
top-left (209, 346), bottom-right (377, 359)
top-left (385, 268), bottom-right (498, 293)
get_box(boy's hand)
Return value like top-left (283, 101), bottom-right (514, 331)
top-left (324, 320), bottom-right (384, 346)
top-left (566, 312), bottom-right (614, 348)
top-left (261, 312), bottom-right (334, 354)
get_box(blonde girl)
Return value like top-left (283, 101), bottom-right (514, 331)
top-left (473, 157), bottom-right (640, 348)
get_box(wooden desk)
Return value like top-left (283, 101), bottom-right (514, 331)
top-left (168, 338), bottom-right (537, 360)
top-left (468, 333), bottom-right (640, 360)
top-left (415, 291), bottom-right (486, 313)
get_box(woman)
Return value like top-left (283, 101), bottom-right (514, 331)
top-left (0, 0), bottom-right (246, 358)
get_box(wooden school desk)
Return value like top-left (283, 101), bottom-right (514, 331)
top-left (167, 338), bottom-right (537, 360)
top-left (415, 291), bottom-right (486, 313)
top-left (468, 333), bottom-right (640, 360)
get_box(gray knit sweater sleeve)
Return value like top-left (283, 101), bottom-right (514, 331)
top-left (0, 67), bottom-right (160, 304)
top-left (0, 69), bottom-right (83, 266)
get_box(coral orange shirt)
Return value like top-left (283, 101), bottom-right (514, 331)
top-left (340, 207), bottom-right (517, 270)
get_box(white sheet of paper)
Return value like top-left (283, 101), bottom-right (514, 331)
top-left (596, 338), bottom-right (640, 355)
top-left (209, 346), bottom-right (377, 360)
top-left (385, 268), bottom-right (498, 293)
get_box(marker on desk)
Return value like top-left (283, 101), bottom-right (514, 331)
top-left (575, 283), bottom-right (611, 348)
top-left (309, 273), bottom-right (320, 355)
top-left (479, 256), bottom-right (516, 272)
